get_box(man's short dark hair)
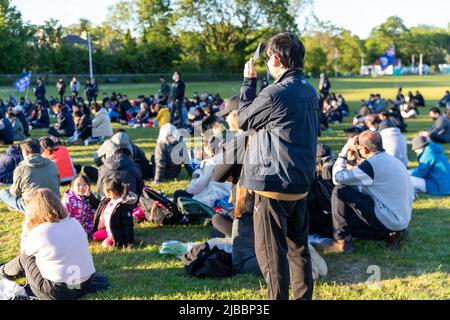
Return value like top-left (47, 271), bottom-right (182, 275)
top-left (20, 138), bottom-right (41, 155)
top-left (265, 32), bottom-right (305, 69)
top-left (429, 107), bottom-right (441, 115)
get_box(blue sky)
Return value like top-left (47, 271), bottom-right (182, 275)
top-left (11, 0), bottom-right (450, 39)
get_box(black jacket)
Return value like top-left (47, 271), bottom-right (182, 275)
top-left (56, 107), bottom-right (75, 136)
top-left (97, 154), bottom-right (144, 198)
top-left (171, 80), bottom-right (186, 102)
top-left (154, 139), bottom-right (188, 181)
top-left (37, 108), bottom-right (50, 128)
top-left (213, 131), bottom-right (255, 217)
top-left (92, 192), bottom-right (137, 247)
top-left (35, 83), bottom-right (46, 101)
top-left (238, 69), bottom-right (319, 194)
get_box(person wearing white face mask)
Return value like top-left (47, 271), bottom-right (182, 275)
top-left (237, 33), bottom-right (318, 300)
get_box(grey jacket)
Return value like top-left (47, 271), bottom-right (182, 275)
top-left (11, 154), bottom-right (60, 208)
top-left (333, 152), bottom-right (414, 231)
top-left (429, 115), bottom-right (450, 142)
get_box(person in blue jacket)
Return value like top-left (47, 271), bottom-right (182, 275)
top-left (0, 145), bottom-right (23, 185)
top-left (0, 114), bottom-right (14, 145)
top-left (410, 136), bottom-right (450, 195)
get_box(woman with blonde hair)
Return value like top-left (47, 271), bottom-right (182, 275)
top-left (0, 189), bottom-right (96, 300)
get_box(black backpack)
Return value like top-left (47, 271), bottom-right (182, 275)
top-left (139, 186), bottom-right (186, 225)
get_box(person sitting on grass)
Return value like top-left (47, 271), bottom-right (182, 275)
top-left (0, 144), bottom-right (23, 186)
top-left (29, 101), bottom-right (50, 130)
top-left (62, 175), bottom-right (100, 236)
top-left (91, 177), bottom-right (136, 248)
top-left (173, 136), bottom-right (230, 208)
top-left (48, 103), bottom-right (75, 140)
top-left (149, 103), bottom-right (170, 128)
top-left (85, 103), bottom-right (113, 146)
top-left (419, 107), bottom-right (450, 144)
top-left (128, 102), bottom-right (151, 128)
top-left (437, 90), bottom-right (449, 108)
top-left (68, 110), bottom-right (92, 144)
top-left (409, 136), bottom-right (450, 196)
top-left (318, 131), bottom-right (414, 254)
top-left (0, 112), bottom-right (14, 145)
top-left (151, 123), bottom-right (190, 186)
top-left (414, 90), bottom-right (425, 107)
top-left (12, 105), bottom-right (30, 137)
top-left (0, 139), bottom-right (60, 213)
top-left (0, 188), bottom-right (96, 300)
top-left (97, 148), bottom-right (144, 199)
top-left (6, 109), bottom-right (26, 142)
top-left (400, 95), bottom-right (418, 119)
top-left (40, 137), bottom-right (77, 184)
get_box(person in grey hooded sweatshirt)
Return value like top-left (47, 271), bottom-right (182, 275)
top-left (0, 139), bottom-right (60, 213)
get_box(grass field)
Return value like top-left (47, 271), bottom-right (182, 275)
top-left (0, 75), bottom-right (449, 300)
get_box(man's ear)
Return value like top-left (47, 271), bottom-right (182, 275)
top-left (273, 55), bottom-right (282, 68)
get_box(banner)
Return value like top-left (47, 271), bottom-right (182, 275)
top-left (13, 72), bottom-right (32, 93)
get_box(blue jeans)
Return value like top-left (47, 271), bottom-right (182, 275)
top-left (0, 189), bottom-right (25, 213)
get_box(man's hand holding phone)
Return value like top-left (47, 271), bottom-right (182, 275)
top-left (244, 58), bottom-right (257, 79)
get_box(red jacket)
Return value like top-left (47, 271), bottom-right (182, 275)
top-left (42, 146), bottom-right (77, 183)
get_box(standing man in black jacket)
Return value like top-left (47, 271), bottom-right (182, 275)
top-left (238, 33), bottom-right (319, 300)
top-left (170, 71), bottom-right (186, 128)
top-left (34, 78), bottom-right (46, 103)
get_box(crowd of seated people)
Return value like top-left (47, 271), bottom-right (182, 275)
top-left (0, 72), bottom-right (449, 300)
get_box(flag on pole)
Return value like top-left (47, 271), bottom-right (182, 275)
top-left (380, 46), bottom-right (396, 70)
top-left (13, 73), bottom-right (32, 93)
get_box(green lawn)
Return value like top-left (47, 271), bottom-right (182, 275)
top-left (0, 75), bottom-right (449, 300)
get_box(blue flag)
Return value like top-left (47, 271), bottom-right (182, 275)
top-left (380, 46), bottom-right (396, 71)
top-left (13, 73), bottom-right (31, 93)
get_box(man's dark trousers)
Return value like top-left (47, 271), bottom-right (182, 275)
top-left (253, 194), bottom-right (313, 300)
top-left (331, 185), bottom-right (393, 241)
top-left (170, 100), bottom-right (184, 128)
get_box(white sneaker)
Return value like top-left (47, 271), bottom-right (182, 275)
top-left (84, 140), bottom-right (89, 146)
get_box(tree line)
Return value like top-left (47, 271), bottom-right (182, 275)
top-left (0, 0), bottom-right (449, 77)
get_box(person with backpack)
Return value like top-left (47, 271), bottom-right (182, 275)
top-left (92, 177), bottom-right (137, 248)
top-left (0, 188), bottom-right (96, 300)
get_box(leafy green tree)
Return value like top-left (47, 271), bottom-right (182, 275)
top-left (0, 0), bottom-right (32, 72)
